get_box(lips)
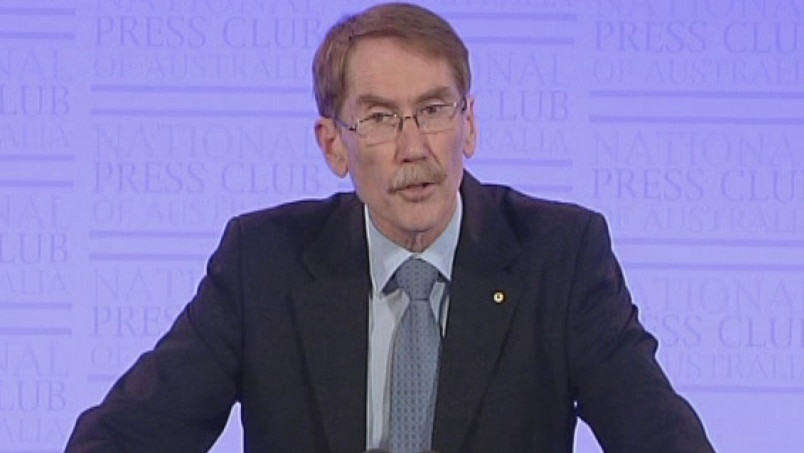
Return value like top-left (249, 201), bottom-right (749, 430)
top-left (396, 181), bottom-right (436, 201)
top-left (398, 180), bottom-right (432, 190)
top-left (391, 174), bottom-right (436, 191)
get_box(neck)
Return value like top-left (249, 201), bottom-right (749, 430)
top-left (369, 204), bottom-right (456, 254)
top-left (397, 232), bottom-right (436, 253)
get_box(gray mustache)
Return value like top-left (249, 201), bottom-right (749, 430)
top-left (389, 164), bottom-right (446, 191)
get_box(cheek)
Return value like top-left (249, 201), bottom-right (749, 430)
top-left (349, 150), bottom-right (392, 190)
top-left (353, 153), bottom-right (382, 177)
top-left (441, 137), bottom-right (467, 170)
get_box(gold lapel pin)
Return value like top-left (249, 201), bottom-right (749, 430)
top-left (493, 291), bottom-right (505, 304)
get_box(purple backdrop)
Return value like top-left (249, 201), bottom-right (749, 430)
top-left (1, 0), bottom-right (803, 451)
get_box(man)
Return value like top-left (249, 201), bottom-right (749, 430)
top-left (65, 3), bottom-right (715, 453)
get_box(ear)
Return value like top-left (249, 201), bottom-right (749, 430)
top-left (462, 95), bottom-right (477, 159)
top-left (315, 117), bottom-right (349, 178)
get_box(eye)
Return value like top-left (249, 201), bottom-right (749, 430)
top-left (361, 112), bottom-right (395, 124)
top-left (419, 104), bottom-right (448, 116)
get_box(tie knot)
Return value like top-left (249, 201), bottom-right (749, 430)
top-left (394, 257), bottom-right (439, 302)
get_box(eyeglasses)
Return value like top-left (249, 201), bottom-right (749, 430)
top-left (335, 98), bottom-right (467, 146)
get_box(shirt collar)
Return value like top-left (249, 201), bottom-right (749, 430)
top-left (366, 193), bottom-right (462, 297)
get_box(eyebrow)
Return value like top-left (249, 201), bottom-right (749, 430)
top-left (354, 86), bottom-right (457, 110)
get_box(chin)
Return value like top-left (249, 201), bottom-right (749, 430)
top-left (398, 208), bottom-right (445, 234)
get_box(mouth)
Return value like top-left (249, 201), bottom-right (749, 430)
top-left (396, 181), bottom-right (435, 200)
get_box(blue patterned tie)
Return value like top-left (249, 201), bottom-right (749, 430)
top-left (388, 257), bottom-right (441, 453)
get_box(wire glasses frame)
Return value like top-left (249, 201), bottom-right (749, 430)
top-left (335, 98), bottom-right (468, 145)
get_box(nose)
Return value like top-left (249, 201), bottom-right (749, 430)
top-left (395, 114), bottom-right (428, 161)
top-left (398, 113), bottom-right (421, 130)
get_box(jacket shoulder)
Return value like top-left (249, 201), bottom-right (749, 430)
top-left (227, 192), bottom-right (360, 248)
top-left (480, 183), bottom-right (602, 236)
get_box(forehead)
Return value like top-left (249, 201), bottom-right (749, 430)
top-left (343, 37), bottom-right (458, 108)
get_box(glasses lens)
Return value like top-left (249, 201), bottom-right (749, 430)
top-left (356, 101), bottom-right (463, 144)
top-left (420, 103), bottom-right (459, 133)
top-left (360, 120), bottom-right (399, 145)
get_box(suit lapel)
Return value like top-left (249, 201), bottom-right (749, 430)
top-left (291, 196), bottom-right (370, 453)
top-left (433, 173), bottom-right (523, 452)
top-left (287, 174), bottom-right (522, 453)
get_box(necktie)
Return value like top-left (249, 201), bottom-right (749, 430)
top-left (388, 257), bottom-right (441, 453)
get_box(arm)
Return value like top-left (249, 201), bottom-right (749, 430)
top-left (567, 213), bottom-right (715, 453)
top-left (65, 218), bottom-right (245, 453)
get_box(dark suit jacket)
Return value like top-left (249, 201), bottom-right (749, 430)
top-left (65, 172), bottom-right (714, 453)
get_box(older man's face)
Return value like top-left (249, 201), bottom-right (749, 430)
top-left (317, 37), bottom-right (476, 251)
